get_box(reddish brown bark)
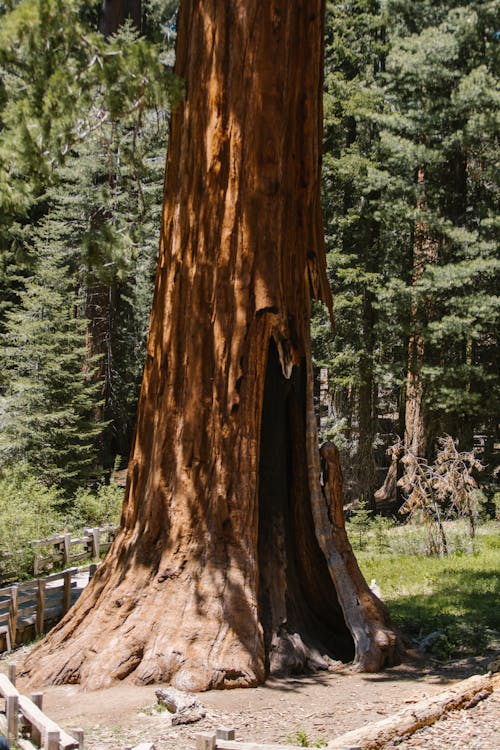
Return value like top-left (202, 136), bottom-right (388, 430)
top-left (319, 443), bottom-right (404, 670)
top-left (21, 0), bottom-right (403, 691)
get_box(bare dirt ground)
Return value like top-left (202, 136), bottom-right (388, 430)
top-left (3, 650), bottom-right (498, 749)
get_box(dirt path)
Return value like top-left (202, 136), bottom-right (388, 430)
top-left (3, 652), bottom-right (496, 749)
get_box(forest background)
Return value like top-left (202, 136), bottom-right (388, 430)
top-left (0, 0), bottom-right (498, 568)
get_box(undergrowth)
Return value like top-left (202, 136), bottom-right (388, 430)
top-left (355, 520), bottom-right (500, 659)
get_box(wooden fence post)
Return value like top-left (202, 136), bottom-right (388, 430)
top-left (71, 727), bottom-right (85, 750)
top-left (36, 579), bottom-right (46, 636)
top-left (8, 662), bottom-right (16, 686)
top-left (196, 734), bottom-right (216, 750)
top-left (9, 585), bottom-right (18, 648)
top-left (216, 727), bottom-right (236, 740)
top-left (91, 528), bottom-right (100, 558)
top-left (6, 694), bottom-right (19, 742)
top-left (63, 534), bottom-right (71, 565)
top-left (63, 569), bottom-right (72, 614)
top-left (45, 729), bottom-right (60, 750)
top-left (32, 541), bottom-right (40, 576)
top-left (31, 692), bottom-right (44, 746)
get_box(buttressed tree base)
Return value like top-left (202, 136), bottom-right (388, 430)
top-left (21, 0), bottom-right (404, 691)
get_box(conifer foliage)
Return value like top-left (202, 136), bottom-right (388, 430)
top-left (0, 0), bottom-right (180, 491)
top-left (317, 0), bottom-right (499, 503)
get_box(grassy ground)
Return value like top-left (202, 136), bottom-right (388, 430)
top-left (354, 520), bottom-right (500, 660)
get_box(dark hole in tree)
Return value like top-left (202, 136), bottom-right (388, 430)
top-left (258, 340), bottom-right (354, 677)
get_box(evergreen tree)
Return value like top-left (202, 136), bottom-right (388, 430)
top-left (0, 208), bottom-right (103, 491)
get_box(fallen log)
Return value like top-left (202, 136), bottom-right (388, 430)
top-left (327, 673), bottom-right (494, 749)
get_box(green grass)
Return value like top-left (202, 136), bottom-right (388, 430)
top-left (356, 521), bottom-right (500, 660)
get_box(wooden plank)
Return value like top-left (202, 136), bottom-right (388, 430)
top-left (31, 535), bottom-right (65, 546)
top-left (63, 535), bottom-right (71, 565)
top-left (216, 728), bottom-right (236, 741)
top-left (31, 692), bottom-right (43, 746)
top-left (9, 585), bottom-right (18, 647)
top-left (45, 729), bottom-right (60, 750)
top-left (18, 695), bottom-right (61, 735)
top-left (0, 624), bottom-right (11, 652)
top-left (17, 738), bottom-right (39, 750)
top-left (0, 673), bottom-right (20, 698)
top-left (70, 728), bottom-right (84, 750)
top-left (7, 694), bottom-right (19, 741)
top-left (8, 662), bottom-right (16, 686)
top-left (196, 735), bottom-right (216, 750)
top-left (63, 570), bottom-right (72, 614)
top-left (44, 568), bottom-right (77, 584)
top-left (36, 579), bottom-right (46, 636)
top-left (91, 529), bottom-right (100, 559)
top-left (215, 743), bottom-right (311, 750)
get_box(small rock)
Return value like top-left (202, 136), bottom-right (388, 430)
top-left (369, 579), bottom-right (382, 599)
top-left (487, 654), bottom-right (500, 673)
top-left (155, 687), bottom-right (206, 725)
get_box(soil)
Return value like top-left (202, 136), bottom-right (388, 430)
top-left (3, 649), bottom-right (499, 749)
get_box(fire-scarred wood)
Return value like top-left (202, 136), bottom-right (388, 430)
top-left (20, 0), bottom-right (403, 691)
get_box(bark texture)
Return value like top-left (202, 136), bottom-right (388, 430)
top-left (21, 0), bottom-right (403, 691)
top-left (404, 166), bottom-right (437, 458)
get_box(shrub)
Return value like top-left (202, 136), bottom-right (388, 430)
top-left (0, 463), bottom-right (63, 581)
top-left (71, 479), bottom-right (124, 528)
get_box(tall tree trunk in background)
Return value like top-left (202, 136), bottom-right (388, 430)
top-left (21, 0), bottom-right (404, 692)
top-left (356, 274), bottom-right (377, 509)
top-left (99, 0), bottom-right (142, 36)
top-left (404, 165), bottom-right (436, 458)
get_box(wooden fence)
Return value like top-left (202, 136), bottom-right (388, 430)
top-left (31, 526), bottom-right (118, 576)
top-left (0, 565), bottom-right (96, 654)
top-left (0, 663), bottom-right (83, 750)
top-left (194, 729), bottom-right (359, 750)
top-left (0, 526), bottom-right (118, 584)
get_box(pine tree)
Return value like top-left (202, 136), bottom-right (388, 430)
top-left (0, 208), bottom-right (103, 491)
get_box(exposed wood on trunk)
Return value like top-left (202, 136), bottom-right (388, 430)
top-left (327, 673), bottom-right (494, 749)
top-left (20, 0), bottom-right (401, 692)
top-left (374, 440), bottom-right (401, 505)
top-left (317, 442), bottom-right (404, 671)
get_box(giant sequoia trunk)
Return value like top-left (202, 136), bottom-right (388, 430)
top-left (21, 0), bottom-right (404, 691)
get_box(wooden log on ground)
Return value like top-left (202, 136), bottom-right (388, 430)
top-left (326, 673), bottom-right (493, 749)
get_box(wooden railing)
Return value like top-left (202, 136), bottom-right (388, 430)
top-left (0, 663), bottom-right (84, 750)
top-left (0, 565), bottom-right (96, 654)
top-left (31, 526), bottom-right (118, 576)
top-left (0, 526), bottom-right (118, 584)
top-left (194, 728), bottom-right (356, 750)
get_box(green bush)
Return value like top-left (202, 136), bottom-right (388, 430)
top-left (71, 480), bottom-right (124, 528)
top-left (0, 463), bottom-right (63, 581)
